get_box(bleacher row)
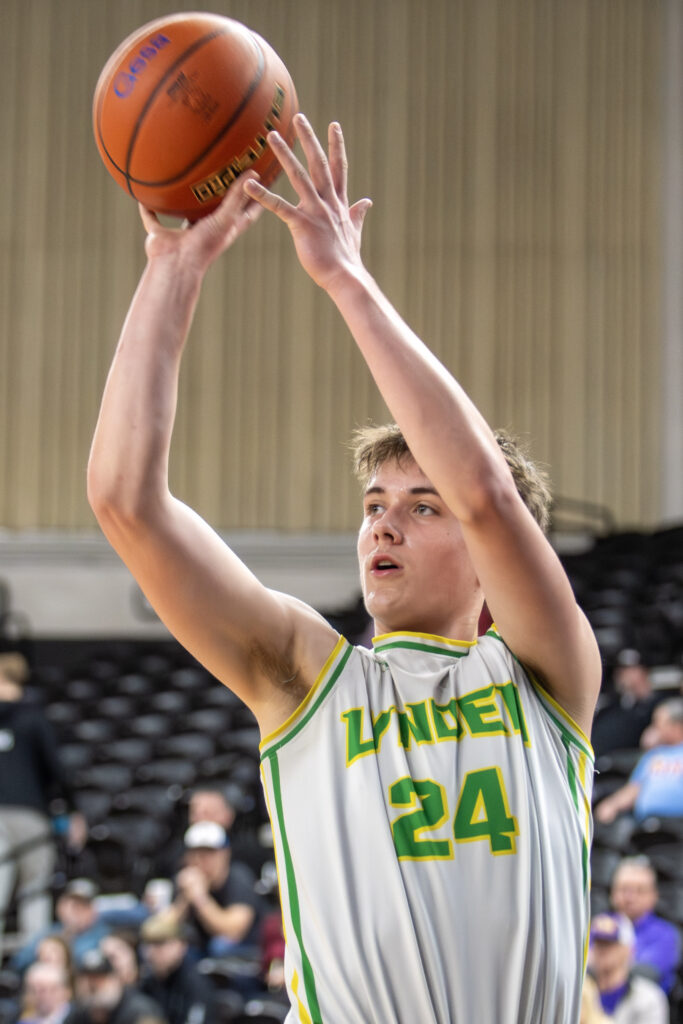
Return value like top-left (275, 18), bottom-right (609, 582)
top-left (21, 643), bottom-right (271, 900)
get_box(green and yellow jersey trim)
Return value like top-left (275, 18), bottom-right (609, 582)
top-left (373, 630), bottom-right (477, 658)
top-left (260, 635), bottom-right (350, 756)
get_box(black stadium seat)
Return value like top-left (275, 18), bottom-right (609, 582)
top-left (76, 762), bottom-right (134, 793)
top-left (135, 757), bottom-right (197, 788)
top-left (155, 731), bottom-right (215, 761)
top-left (100, 737), bottom-right (154, 767)
top-left (590, 847), bottom-right (621, 890)
top-left (125, 713), bottom-right (173, 740)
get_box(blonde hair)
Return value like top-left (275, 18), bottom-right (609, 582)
top-left (350, 423), bottom-right (552, 532)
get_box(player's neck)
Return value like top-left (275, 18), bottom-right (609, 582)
top-left (372, 609), bottom-right (480, 642)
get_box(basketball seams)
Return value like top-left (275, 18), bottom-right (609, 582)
top-left (123, 29), bottom-right (230, 194)
top-left (95, 28), bottom-right (244, 194)
top-left (96, 32), bottom-right (269, 195)
top-left (129, 36), bottom-right (267, 192)
top-left (93, 14), bottom-right (297, 218)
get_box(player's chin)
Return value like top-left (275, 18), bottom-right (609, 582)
top-left (365, 592), bottom-right (412, 634)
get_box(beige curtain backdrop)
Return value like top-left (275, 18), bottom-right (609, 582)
top-left (0, 0), bottom-right (662, 531)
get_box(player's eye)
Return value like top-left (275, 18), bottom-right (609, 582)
top-left (414, 502), bottom-right (435, 515)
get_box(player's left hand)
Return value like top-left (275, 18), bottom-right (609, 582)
top-left (243, 113), bottom-right (372, 293)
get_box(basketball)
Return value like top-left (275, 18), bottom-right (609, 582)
top-left (92, 12), bottom-right (298, 220)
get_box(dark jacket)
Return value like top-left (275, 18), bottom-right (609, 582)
top-left (141, 954), bottom-right (214, 1024)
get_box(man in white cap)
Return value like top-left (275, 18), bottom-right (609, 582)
top-left (173, 821), bottom-right (261, 958)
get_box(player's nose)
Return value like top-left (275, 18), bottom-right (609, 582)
top-left (372, 507), bottom-right (403, 542)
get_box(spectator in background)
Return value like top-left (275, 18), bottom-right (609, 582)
top-left (187, 789), bottom-right (236, 835)
top-left (154, 787), bottom-right (238, 881)
top-left (20, 960), bottom-right (72, 1024)
top-left (36, 935), bottom-right (76, 1001)
top-left (64, 949), bottom-right (165, 1024)
top-left (138, 911), bottom-right (214, 1024)
top-left (99, 935), bottom-right (140, 990)
top-left (591, 649), bottom-right (659, 759)
top-left (259, 911), bottom-right (286, 998)
top-left (0, 653), bottom-right (87, 944)
top-left (594, 698), bottom-right (683, 824)
top-left (588, 912), bottom-right (669, 1023)
top-left (580, 974), bottom-right (610, 1024)
top-left (609, 856), bottom-right (681, 994)
top-left (14, 880), bottom-right (111, 974)
top-left (173, 822), bottom-right (262, 959)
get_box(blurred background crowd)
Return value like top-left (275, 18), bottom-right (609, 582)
top-left (0, 519), bottom-right (683, 1024)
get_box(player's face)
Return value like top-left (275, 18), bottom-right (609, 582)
top-left (357, 457), bottom-right (481, 638)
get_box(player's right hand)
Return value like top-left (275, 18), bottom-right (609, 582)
top-left (139, 169), bottom-right (263, 273)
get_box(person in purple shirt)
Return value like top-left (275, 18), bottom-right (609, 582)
top-left (595, 698), bottom-right (683, 823)
top-left (610, 856), bottom-right (682, 994)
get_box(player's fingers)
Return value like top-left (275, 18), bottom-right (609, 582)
top-left (292, 113), bottom-right (335, 198)
top-left (350, 198), bottom-right (373, 232)
top-left (243, 178), bottom-right (297, 224)
top-left (266, 128), bottom-right (320, 204)
top-left (209, 171), bottom-right (259, 223)
top-left (138, 204), bottom-right (160, 233)
top-left (240, 197), bottom-right (265, 226)
top-left (328, 122), bottom-right (349, 204)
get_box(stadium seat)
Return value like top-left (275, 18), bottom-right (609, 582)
top-left (100, 812), bottom-right (170, 855)
top-left (100, 737), bottom-right (154, 767)
top-left (591, 815), bottom-right (637, 854)
top-left (590, 847), bottom-right (621, 889)
top-left (111, 782), bottom-right (180, 817)
top-left (169, 665), bottom-right (210, 693)
top-left (70, 719), bottom-right (119, 745)
top-left (64, 677), bottom-right (101, 703)
top-left (116, 672), bottom-right (158, 698)
top-left (135, 757), bottom-right (197, 788)
top-left (218, 727), bottom-right (261, 757)
top-left (125, 712), bottom-right (173, 740)
top-left (75, 788), bottom-right (113, 824)
top-left (146, 690), bottom-right (192, 715)
top-left (43, 700), bottom-right (82, 730)
top-left (184, 706), bottom-right (234, 736)
top-left (95, 695), bottom-right (140, 720)
top-left (154, 731), bottom-right (216, 761)
top-left (76, 762), bottom-right (134, 793)
top-left (58, 742), bottom-right (95, 772)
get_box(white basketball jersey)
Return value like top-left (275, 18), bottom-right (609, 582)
top-left (259, 629), bottom-right (594, 1024)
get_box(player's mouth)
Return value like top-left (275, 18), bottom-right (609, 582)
top-left (370, 554), bottom-right (402, 575)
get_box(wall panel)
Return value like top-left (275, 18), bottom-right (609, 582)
top-left (0, 0), bottom-right (664, 531)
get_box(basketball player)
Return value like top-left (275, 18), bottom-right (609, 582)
top-left (88, 113), bottom-right (601, 1023)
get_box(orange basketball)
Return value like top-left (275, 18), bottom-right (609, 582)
top-left (93, 12), bottom-right (298, 220)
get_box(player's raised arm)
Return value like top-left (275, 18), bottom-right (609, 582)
top-left (245, 114), bottom-right (602, 734)
top-left (87, 179), bottom-right (337, 732)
